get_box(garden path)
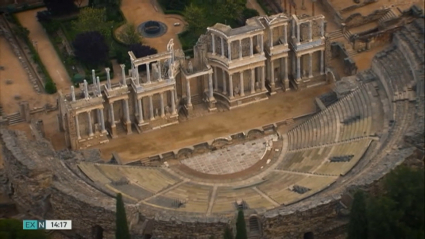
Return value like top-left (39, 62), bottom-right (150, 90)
top-left (16, 9), bottom-right (72, 93)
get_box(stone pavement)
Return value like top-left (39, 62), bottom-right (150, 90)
top-left (182, 135), bottom-right (274, 175)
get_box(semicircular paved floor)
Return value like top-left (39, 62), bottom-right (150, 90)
top-left (181, 135), bottom-right (275, 175)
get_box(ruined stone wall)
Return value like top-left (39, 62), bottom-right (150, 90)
top-left (345, 9), bottom-right (388, 28)
top-left (150, 220), bottom-right (228, 238)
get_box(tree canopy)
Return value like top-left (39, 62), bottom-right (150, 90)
top-left (117, 23), bottom-right (141, 45)
top-left (43, 0), bottom-right (78, 16)
top-left (347, 190), bottom-right (368, 239)
top-left (182, 3), bottom-right (207, 34)
top-left (0, 219), bottom-right (48, 239)
top-left (72, 31), bottom-right (109, 67)
top-left (223, 226), bottom-right (234, 239)
top-left (72, 7), bottom-right (114, 39)
top-left (348, 165), bottom-right (424, 239)
top-left (115, 193), bottom-right (131, 239)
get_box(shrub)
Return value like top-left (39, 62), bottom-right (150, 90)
top-left (45, 81), bottom-right (57, 94)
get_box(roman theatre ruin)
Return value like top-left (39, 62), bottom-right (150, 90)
top-left (1, 9), bottom-right (424, 239)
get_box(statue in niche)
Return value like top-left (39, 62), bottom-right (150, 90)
top-left (165, 105), bottom-right (170, 115)
top-left (275, 77), bottom-right (278, 83)
top-left (234, 84), bottom-right (240, 96)
top-left (168, 64), bottom-right (174, 78)
top-left (255, 81), bottom-right (260, 90)
top-left (188, 61), bottom-right (193, 73)
top-left (155, 108), bottom-right (159, 118)
top-left (303, 70), bottom-right (307, 78)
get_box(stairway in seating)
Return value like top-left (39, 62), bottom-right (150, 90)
top-left (378, 8), bottom-right (399, 25)
top-left (327, 29), bottom-right (343, 40)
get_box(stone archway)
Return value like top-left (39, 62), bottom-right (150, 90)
top-left (91, 225), bottom-right (103, 239)
top-left (248, 215), bottom-right (261, 236)
top-left (303, 231), bottom-right (314, 239)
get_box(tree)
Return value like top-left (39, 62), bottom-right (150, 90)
top-left (117, 23), bottom-right (142, 45)
top-left (45, 81), bottom-right (57, 94)
top-left (72, 7), bottom-right (114, 39)
top-left (183, 3), bottom-right (208, 34)
top-left (347, 166), bottom-right (424, 239)
top-left (235, 209), bottom-right (247, 239)
top-left (223, 226), bottom-right (233, 239)
top-left (347, 190), bottom-right (368, 239)
top-left (73, 31), bottom-right (109, 67)
top-left (217, 0), bottom-right (245, 21)
top-left (128, 43), bottom-right (158, 71)
top-left (44, 0), bottom-right (77, 16)
top-left (0, 219), bottom-right (48, 239)
top-left (115, 193), bottom-right (131, 239)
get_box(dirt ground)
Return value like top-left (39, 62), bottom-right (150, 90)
top-left (97, 84), bottom-right (332, 162)
top-left (119, 0), bottom-right (186, 52)
top-left (16, 8), bottom-right (72, 93)
top-left (0, 36), bottom-right (55, 115)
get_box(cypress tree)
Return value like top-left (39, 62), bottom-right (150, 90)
top-left (115, 193), bottom-right (131, 239)
top-left (223, 226), bottom-right (233, 239)
top-left (347, 190), bottom-right (368, 239)
top-left (235, 209), bottom-right (247, 239)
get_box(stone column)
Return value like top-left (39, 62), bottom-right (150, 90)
top-left (250, 37), bottom-right (253, 57)
top-left (260, 35), bottom-right (264, 53)
top-left (228, 40), bottom-right (232, 60)
top-left (171, 90), bottom-right (176, 115)
top-left (123, 99), bottom-right (130, 124)
top-left (229, 74), bottom-right (234, 98)
top-left (146, 63), bottom-right (151, 83)
top-left (211, 34), bottom-right (216, 55)
top-left (75, 114), bottom-right (81, 139)
top-left (292, 20), bottom-right (295, 38)
top-left (239, 71), bottom-right (244, 96)
top-left (135, 64), bottom-right (140, 85)
top-left (106, 68), bottom-right (111, 89)
top-left (110, 103), bottom-right (115, 127)
top-left (284, 57), bottom-right (289, 82)
top-left (158, 62), bottom-right (162, 81)
top-left (270, 59), bottom-right (275, 87)
top-left (297, 24), bottom-right (300, 41)
top-left (208, 73), bottom-right (214, 100)
top-left (87, 111), bottom-right (93, 136)
top-left (222, 71), bottom-right (227, 94)
top-left (160, 92), bottom-right (165, 117)
top-left (284, 24), bottom-right (288, 45)
top-left (321, 20), bottom-right (325, 37)
top-left (309, 22), bottom-right (313, 41)
top-left (221, 37), bottom-right (224, 57)
top-left (92, 69), bottom-right (96, 86)
top-left (296, 55), bottom-right (301, 80)
top-left (261, 66), bottom-right (266, 90)
top-left (71, 86), bottom-right (76, 101)
top-left (239, 39), bottom-right (242, 59)
top-left (186, 79), bottom-right (192, 107)
top-left (120, 64), bottom-right (126, 85)
top-left (320, 50), bottom-right (324, 75)
top-left (138, 98), bottom-right (144, 124)
top-left (149, 95), bottom-right (154, 120)
top-left (251, 68), bottom-right (255, 93)
top-left (309, 53), bottom-right (313, 78)
top-left (269, 27), bottom-right (273, 48)
top-left (99, 109), bottom-right (106, 133)
top-left (214, 67), bottom-right (218, 91)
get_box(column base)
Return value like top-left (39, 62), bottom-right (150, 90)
top-left (110, 125), bottom-right (117, 138)
top-left (125, 121), bottom-right (132, 135)
top-left (283, 79), bottom-right (290, 91)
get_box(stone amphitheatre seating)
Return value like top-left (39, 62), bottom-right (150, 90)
top-left (287, 84), bottom-right (379, 150)
top-left (213, 187), bottom-right (274, 213)
top-left (277, 138), bottom-right (372, 176)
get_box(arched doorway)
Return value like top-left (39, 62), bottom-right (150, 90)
top-left (304, 231), bottom-right (314, 239)
top-left (91, 225), bottom-right (103, 239)
top-left (248, 215), bottom-right (261, 236)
